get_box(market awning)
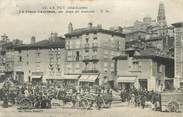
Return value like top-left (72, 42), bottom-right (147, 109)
top-left (117, 76), bottom-right (136, 83)
top-left (79, 75), bottom-right (98, 82)
top-left (31, 75), bottom-right (42, 79)
top-left (0, 73), bottom-right (5, 76)
top-left (63, 75), bottom-right (80, 80)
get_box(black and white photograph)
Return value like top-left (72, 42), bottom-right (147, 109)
top-left (0, 0), bottom-right (183, 117)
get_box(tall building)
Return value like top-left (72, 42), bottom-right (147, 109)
top-left (64, 22), bottom-right (126, 88)
top-left (0, 34), bottom-right (10, 81)
top-left (172, 22), bottom-right (183, 89)
top-left (157, 1), bottom-right (167, 27)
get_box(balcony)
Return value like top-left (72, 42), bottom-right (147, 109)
top-left (82, 70), bottom-right (99, 73)
top-left (83, 55), bottom-right (99, 62)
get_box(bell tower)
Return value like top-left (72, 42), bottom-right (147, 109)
top-left (157, 1), bottom-right (167, 27)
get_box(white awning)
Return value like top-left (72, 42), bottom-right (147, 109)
top-left (31, 75), bottom-right (42, 79)
top-left (0, 73), bottom-right (5, 75)
top-left (79, 75), bottom-right (98, 82)
top-left (63, 75), bottom-right (80, 80)
top-left (117, 76), bottom-right (136, 83)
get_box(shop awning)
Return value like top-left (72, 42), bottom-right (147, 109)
top-left (63, 75), bottom-right (80, 80)
top-left (117, 76), bottom-right (136, 83)
top-left (0, 73), bottom-right (5, 76)
top-left (79, 75), bottom-right (98, 82)
top-left (31, 75), bottom-right (42, 79)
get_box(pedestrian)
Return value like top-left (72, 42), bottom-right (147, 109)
top-left (96, 93), bottom-right (102, 110)
top-left (140, 94), bottom-right (146, 109)
top-left (3, 92), bottom-right (9, 108)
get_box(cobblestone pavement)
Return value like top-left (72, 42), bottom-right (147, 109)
top-left (0, 101), bottom-right (182, 117)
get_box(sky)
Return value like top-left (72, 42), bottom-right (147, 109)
top-left (0, 0), bottom-right (183, 43)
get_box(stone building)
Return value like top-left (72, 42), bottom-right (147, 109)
top-left (64, 22), bottom-right (126, 88)
top-left (0, 34), bottom-right (9, 80)
top-left (113, 49), bottom-right (174, 92)
top-left (0, 34), bottom-right (23, 81)
top-left (12, 34), bottom-right (65, 84)
top-left (124, 2), bottom-right (174, 54)
top-left (172, 22), bottom-right (183, 89)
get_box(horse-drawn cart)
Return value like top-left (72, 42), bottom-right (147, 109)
top-left (160, 91), bottom-right (183, 112)
top-left (79, 92), bottom-right (112, 109)
top-left (16, 94), bottom-right (52, 110)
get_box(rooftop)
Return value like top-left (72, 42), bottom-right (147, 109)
top-left (126, 30), bottom-right (151, 35)
top-left (14, 38), bottom-right (65, 50)
top-left (114, 48), bottom-right (173, 62)
top-left (172, 22), bottom-right (183, 27)
top-left (134, 49), bottom-right (174, 60)
top-left (65, 27), bottom-right (125, 37)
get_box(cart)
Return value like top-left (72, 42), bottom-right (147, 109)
top-left (160, 91), bottom-right (183, 112)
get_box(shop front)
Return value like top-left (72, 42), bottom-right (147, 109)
top-left (63, 75), bottom-right (80, 87)
top-left (31, 72), bottom-right (44, 85)
top-left (117, 76), bottom-right (137, 90)
top-left (139, 79), bottom-right (148, 90)
top-left (79, 74), bottom-right (99, 88)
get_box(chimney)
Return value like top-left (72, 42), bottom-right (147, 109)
top-left (68, 22), bottom-right (73, 33)
top-left (31, 36), bottom-right (36, 44)
top-left (88, 22), bottom-right (93, 29)
top-left (50, 32), bottom-right (58, 41)
top-left (97, 24), bottom-right (102, 29)
top-left (1, 34), bottom-right (9, 42)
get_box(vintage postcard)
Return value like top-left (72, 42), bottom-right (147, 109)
top-left (0, 0), bottom-right (183, 117)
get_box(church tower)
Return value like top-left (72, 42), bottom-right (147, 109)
top-left (157, 1), bottom-right (167, 27)
top-left (68, 22), bottom-right (73, 33)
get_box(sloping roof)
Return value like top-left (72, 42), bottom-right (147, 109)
top-left (14, 38), bottom-right (65, 50)
top-left (114, 49), bottom-right (173, 62)
top-left (172, 22), bottom-right (183, 27)
top-left (134, 49), bottom-right (174, 60)
top-left (65, 28), bottom-right (125, 37)
top-left (126, 30), bottom-right (151, 35)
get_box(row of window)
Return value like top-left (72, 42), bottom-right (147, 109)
top-left (68, 32), bottom-right (98, 39)
top-left (66, 42), bottom-right (98, 49)
top-left (127, 61), bottom-right (163, 73)
top-left (65, 62), bottom-right (114, 73)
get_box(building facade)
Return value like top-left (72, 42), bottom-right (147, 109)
top-left (172, 22), bottom-right (183, 89)
top-left (0, 34), bottom-right (23, 81)
top-left (64, 23), bottom-right (126, 88)
top-left (0, 34), bottom-right (9, 81)
top-left (113, 49), bottom-right (174, 92)
top-left (12, 35), bottom-right (65, 84)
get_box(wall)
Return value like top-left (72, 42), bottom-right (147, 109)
top-left (14, 48), bottom-right (65, 82)
top-left (65, 30), bottom-right (125, 85)
top-left (115, 56), bottom-right (171, 91)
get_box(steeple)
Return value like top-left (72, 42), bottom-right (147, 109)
top-left (68, 22), bottom-right (73, 33)
top-left (157, 1), bottom-right (167, 27)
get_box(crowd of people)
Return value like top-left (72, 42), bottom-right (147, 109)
top-left (0, 81), bottom-right (113, 110)
top-left (120, 86), bottom-right (161, 110)
top-left (0, 80), bottom-right (163, 111)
